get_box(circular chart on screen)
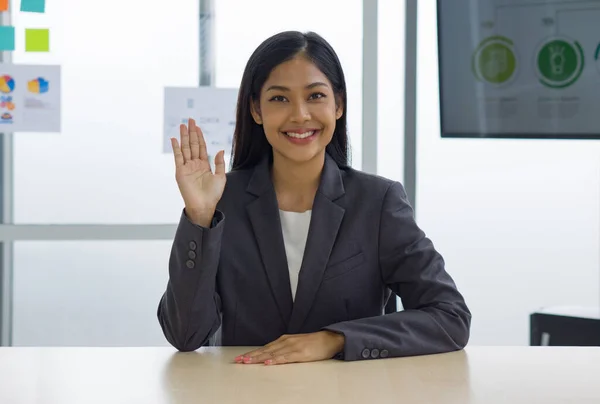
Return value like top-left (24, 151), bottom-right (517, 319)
top-left (472, 36), bottom-right (519, 86)
top-left (535, 36), bottom-right (584, 89)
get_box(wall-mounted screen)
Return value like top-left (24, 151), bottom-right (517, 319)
top-left (438, 0), bottom-right (600, 139)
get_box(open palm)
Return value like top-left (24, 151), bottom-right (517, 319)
top-left (171, 118), bottom-right (226, 225)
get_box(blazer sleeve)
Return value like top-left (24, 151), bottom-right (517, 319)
top-left (157, 208), bottom-right (225, 352)
top-left (323, 181), bottom-right (471, 361)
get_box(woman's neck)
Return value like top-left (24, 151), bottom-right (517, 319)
top-left (271, 151), bottom-right (324, 212)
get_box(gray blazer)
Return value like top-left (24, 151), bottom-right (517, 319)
top-left (157, 153), bottom-right (471, 361)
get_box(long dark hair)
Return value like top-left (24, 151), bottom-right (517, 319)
top-left (230, 31), bottom-right (350, 171)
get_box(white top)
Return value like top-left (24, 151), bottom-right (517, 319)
top-left (278, 209), bottom-right (312, 301)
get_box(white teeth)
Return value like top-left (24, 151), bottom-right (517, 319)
top-left (284, 130), bottom-right (315, 139)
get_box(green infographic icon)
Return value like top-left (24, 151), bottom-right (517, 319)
top-left (535, 37), bottom-right (584, 88)
top-left (472, 36), bottom-right (517, 85)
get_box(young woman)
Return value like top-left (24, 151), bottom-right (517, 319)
top-left (158, 31), bottom-right (471, 365)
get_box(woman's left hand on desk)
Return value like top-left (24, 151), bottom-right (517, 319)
top-left (235, 331), bottom-right (345, 365)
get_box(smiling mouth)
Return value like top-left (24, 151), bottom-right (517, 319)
top-left (282, 130), bottom-right (319, 139)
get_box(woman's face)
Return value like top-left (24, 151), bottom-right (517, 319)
top-left (251, 56), bottom-right (343, 165)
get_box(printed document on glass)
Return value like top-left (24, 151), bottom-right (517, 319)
top-left (163, 86), bottom-right (238, 159)
top-left (0, 63), bottom-right (61, 132)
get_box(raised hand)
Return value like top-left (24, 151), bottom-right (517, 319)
top-left (171, 118), bottom-right (226, 227)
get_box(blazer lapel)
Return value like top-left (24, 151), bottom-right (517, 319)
top-left (287, 154), bottom-right (345, 334)
top-left (246, 156), bottom-right (293, 327)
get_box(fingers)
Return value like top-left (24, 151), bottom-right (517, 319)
top-left (196, 124), bottom-right (209, 161)
top-left (171, 138), bottom-right (184, 168)
top-left (236, 346), bottom-right (277, 363)
top-left (185, 118), bottom-right (208, 161)
top-left (251, 346), bottom-right (292, 365)
top-left (179, 118), bottom-right (218, 167)
top-left (236, 345), bottom-right (301, 366)
top-left (214, 150), bottom-right (226, 176)
top-left (180, 123), bottom-right (191, 162)
top-left (235, 335), bottom-right (293, 364)
top-left (235, 342), bottom-right (281, 363)
top-left (265, 349), bottom-right (301, 366)
top-left (236, 348), bottom-right (261, 363)
top-left (189, 118), bottom-right (200, 160)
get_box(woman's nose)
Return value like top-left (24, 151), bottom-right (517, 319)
top-left (290, 102), bottom-right (310, 122)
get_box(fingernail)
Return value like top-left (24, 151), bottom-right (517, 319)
top-left (243, 357), bottom-right (252, 363)
top-left (265, 360), bottom-right (273, 365)
top-left (234, 356), bottom-right (242, 362)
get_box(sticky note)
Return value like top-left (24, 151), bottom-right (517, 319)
top-left (25, 29), bottom-right (49, 52)
top-left (1, 0), bottom-right (9, 12)
top-left (0, 26), bottom-right (15, 51)
top-left (21, 0), bottom-right (45, 12)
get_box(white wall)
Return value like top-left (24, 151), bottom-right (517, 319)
top-left (415, 1), bottom-right (600, 346)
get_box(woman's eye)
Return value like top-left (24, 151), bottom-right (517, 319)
top-left (269, 95), bottom-right (287, 102)
top-left (309, 92), bottom-right (326, 100)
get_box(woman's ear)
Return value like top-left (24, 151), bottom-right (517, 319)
top-left (250, 100), bottom-right (263, 125)
top-left (335, 96), bottom-right (344, 120)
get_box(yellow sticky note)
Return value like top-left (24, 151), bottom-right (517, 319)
top-left (25, 29), bottom-right (49, 52)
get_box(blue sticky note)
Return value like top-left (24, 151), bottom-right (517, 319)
top-left (20, 0), bottom-right (45, 13)
top-left (0, 26), bottom-right (15, 51)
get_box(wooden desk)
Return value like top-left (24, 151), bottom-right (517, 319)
top-left (1, 346), bottom-right (599, 403)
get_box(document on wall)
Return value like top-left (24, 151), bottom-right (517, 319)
top-left (163, 86), bottom-right (238, 157)
top-left (0, 63), bottom-right (61, 132)
top-left (437, 0), bottom-right (600, 139)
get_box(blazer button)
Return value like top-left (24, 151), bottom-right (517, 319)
top-left (188, 251), bottom-right (197, 259)
top-left (361, 348), bottom-right (371, 359)
top-left (185, 260), bottom-right (195, 269)
top-left (380, 349), bottom-right (389, 358)
top-left (370, 349), bottom-right (380, 359)
top-left (189, 241), bottom-right (197, 250)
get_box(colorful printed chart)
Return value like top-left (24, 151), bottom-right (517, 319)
top-left (0, 64), bottom-right (61, 132)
